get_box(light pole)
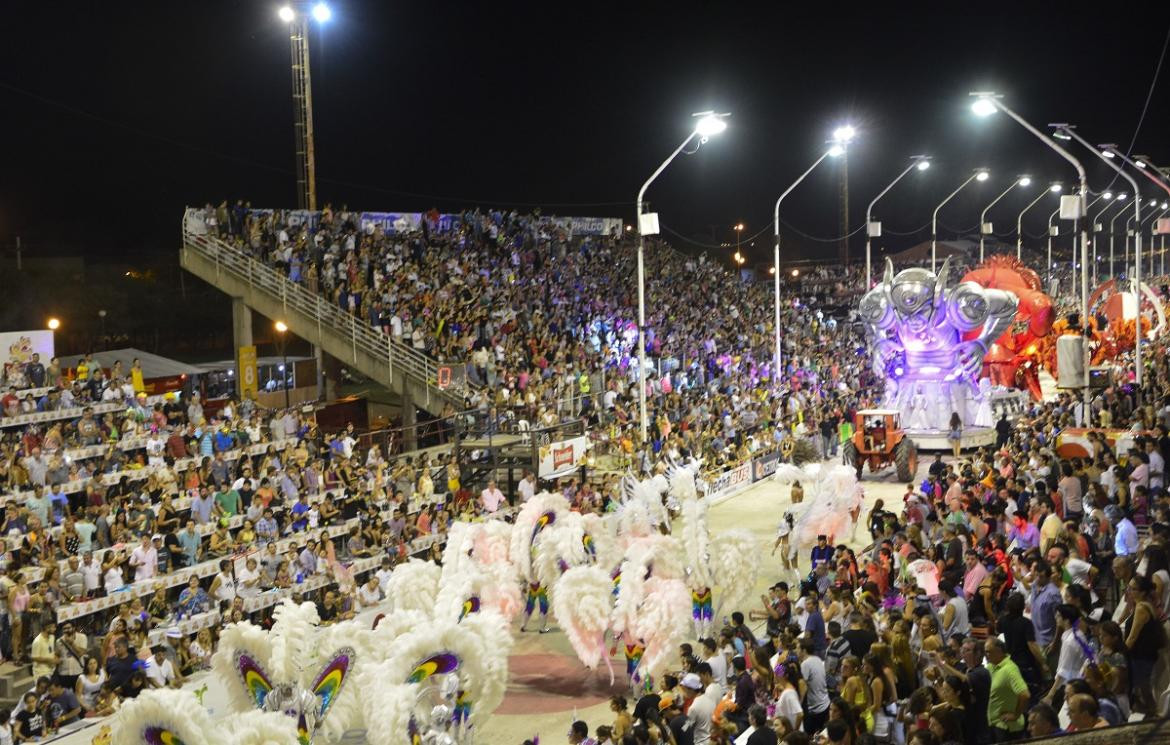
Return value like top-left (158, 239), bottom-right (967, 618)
top-left (1016, 182), bottom-right (1062, 260)
top-left (1087, 191), bottom-right (1115, 285)
top-left (274, 321), bottom-right (291, 409)
top-left (932, 169), bottom-right (989, 271)
top-left (772, 126), bottom-right (854, 387)
top-left (635, 111), bottom-right (729, 440)
top-left (1106, 194), bottom-right (1130, 279)
top-left (277, 3), bottom-right (331, 211)
top-left (1140, 205), bottom-right (1165, 277)
top-left (734, 222), bottom-right (744, 262)
top-left (980, 175), bottom-right (1030, 262)
top-left (972, 93), bottom-right (1092, 425)
top-left (865, 155), bottom-right (931, 287)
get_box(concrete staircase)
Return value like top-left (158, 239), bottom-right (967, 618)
top-left (179, 209), bottom-right (468, 419)
top-left (0, 660), bottom-right (35, 711)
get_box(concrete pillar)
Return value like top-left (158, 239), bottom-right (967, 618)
top-left (231, 298), bottom-right (253, 399)
top-left (314, 344), bottom-right (325, 400)
top-left (401, 387), bottom-right (418, 453)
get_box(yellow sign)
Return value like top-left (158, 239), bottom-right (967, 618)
top-left (238, 345), bottom-right (258, 398)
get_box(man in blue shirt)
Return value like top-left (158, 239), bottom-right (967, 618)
top-left (177, 520), bottom-right (202, 567)
top-left (290, 495), bottom-right (311, 532)
top-left (47, 484), bottom-right (70, 526)
top-left (25, 485), bottom-right (50, 527)
top-left (1029, 558), bottom-right (1062, 647)
top-left (810, 535), bottom-right (835, 571)
top-left (190, 487), bottom-right (215, 525)
top-left (804, 593), bottom-right (828, 658)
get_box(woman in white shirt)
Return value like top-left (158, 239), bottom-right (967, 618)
top-left (209, 560), bottom-right (237, 605)
top-left (357, 577), bottom-right (382, 608)
top-left (236, 558), bottom-right (261, 600)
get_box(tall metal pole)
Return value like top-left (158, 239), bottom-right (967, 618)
top-left (1016, 188), bottom-right (1052, 260)
top-left (289, 16), bottom-right (317, 210)
top-left (980, 178), bottom-right (1024, 262)
top-left (974, 97), bottom-right (1090, 423)
top-left (636, 132), bottom-right (700, 441)
top-left (1047, 207), bottom-right (1059, 282)
top-left (839, 150), bottom-right (850, 266)
top-left (866, 157), bottom-right (928, 287)
top-left (1089, 196), bottom-right (1116, 286)
top-left (1064, 135), bottom-right (1143, 404)
top-left (774, 148), bottom-right (835, 387)
top-left (1109, 201), bottom-right (1130, 280)
top-left (932, 172), bottom-right (983, 272)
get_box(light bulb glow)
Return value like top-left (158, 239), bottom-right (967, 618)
top-left (971, 98), bottom-right (998, 117)
top-left (1135, 160), bottom-right (1147, 169)
top-left (832, 125), bottom-right (856, 143)
top-left (1050, 184), bottom-right (1063, 193)
top-left (1117, 193), bottom-right (1128, 201)
top-left (694, 115), bottom-right (728, 137)
top-left (311, 2), bottom-right (332, 22)
top-left (1101, 150), bottom-right (1116, 159)
top-left (1018, 177), bottom-right (1032, 187)
top-left (916, 160), bottom-right (931, 171)
top-left (975, 171), bottom-right (990, 182)
top-left (278, 6), bottom-right (295, 22)
top-left (828, 144), bottom-right (845, 157)
top-left (47, 318), bottom-right (60, 330)
top-left (275, 321), bottom-right (289, 333)
top-left (1103, 191), bottom-right (1113, 200)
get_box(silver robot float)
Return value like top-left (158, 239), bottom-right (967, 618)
top-left (858, 258), bottom-right (1018, 430)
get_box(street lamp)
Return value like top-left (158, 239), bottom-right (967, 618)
top-left (278, 3), bottom-right (331, 210)
top-left (771, 125), bottom-right (854, 386)
top-left (932, 169), bottom-right (989, 271)
top-left (865, 155), bottom-right (931, 287)
top-left (980, 175), bottom-right (1031, 261)
top-left (973, 92), bottom-right (1092, 424)
top-left (274, 321), bottom-right (290, 409)
top-left (1016, 182), bottom-right (1062, 262)
top-left (734, 222), bottom-right (745, 264)
top-left (634, 110), bottom-right (729, 439)
top-left (1101, 193), bottom-right (1129, 279)
top-left (47, 318), bottom-right (61, 331)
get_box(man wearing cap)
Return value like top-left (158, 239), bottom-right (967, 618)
top-left (680, 672), bottom-right (709, 744)
top-left (129, 534), bottom-right (158, 582)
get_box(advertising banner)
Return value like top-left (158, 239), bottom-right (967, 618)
top-left (707, 461), bottom-right (752, 498)
top-left (1, 330), bottom-right (55, 370)
top-left (237, 345), bottom-right (258, 399)
top-left (752, 451), bottom-right (781, 482)
top-left (538, 435), bottom-right (588, 478)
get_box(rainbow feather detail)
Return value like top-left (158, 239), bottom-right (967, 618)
top-left (529, 511), bottom-right (556, 557)
top-left (453, 689), bottom-right (472, 724)
top-left (234, 653), bottom-right (274, 708)
top-left (459, 596), bottom-right (481, 622)
top-left (407, 651), bottom-right (461, 683)
top-left (144, 727), bottom-right (185, 745)
top-left (691, 587), bottom-right (713, 622)
top-left (311, 647), bottom-right (354, 721)
top-left (582, 533), bottom-right (596, 559)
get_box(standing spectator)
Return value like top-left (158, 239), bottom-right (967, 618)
top-left (984, 637), bottom-right (1029, 740)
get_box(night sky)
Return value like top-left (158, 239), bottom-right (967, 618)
top-left (3, 2), bottom-right (1169, 264)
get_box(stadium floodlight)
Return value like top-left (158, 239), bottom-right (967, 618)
top-left (772, 125), bottom-right (856, 385)
top-left (634, 109), bottom-right (729, 439)
top-left (278, 6), bottom-right (295, 22)
top-left (311, 2), bottom-right (331, 22)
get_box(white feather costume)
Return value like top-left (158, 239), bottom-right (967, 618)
top-left (509, 491), bottom-right (571, 583)
top-left (111, 689), bottom-right (301, 745)
top-left (383, 558), bottom-right (441, 614)
top-left (552, 564), bottom-right (616, 670)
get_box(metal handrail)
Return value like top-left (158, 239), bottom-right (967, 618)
top-left (181, 209), bottom-right (473, 404)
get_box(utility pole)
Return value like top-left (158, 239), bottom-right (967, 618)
top-left (288, 15), bottom-right (317, 210)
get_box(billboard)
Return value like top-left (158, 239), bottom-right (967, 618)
top-left (1, 330), bottom-right (55, 370)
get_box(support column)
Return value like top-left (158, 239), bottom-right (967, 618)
top-left (231, 298), bottom-right (253, 399)
top-left (314, 344), bottom-right (325, 400)
top-left (401, 387), bottom-right (418, 453)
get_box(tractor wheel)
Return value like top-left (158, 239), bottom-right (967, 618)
top-left (895, 438), bottom-right (917, 483)
top-left (842, 440), bottom-right (863, 480)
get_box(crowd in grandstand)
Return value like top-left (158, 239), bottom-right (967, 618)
top-left (207, 203), bottom-right (878, 477)
top-left (0, 203), bottom-right (1167, 742)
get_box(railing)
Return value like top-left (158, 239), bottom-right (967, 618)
top-left (181, 208), bottom-right (474, 407)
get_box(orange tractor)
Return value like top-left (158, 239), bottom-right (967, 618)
top-left (841, 409), bottom-right (918, 482)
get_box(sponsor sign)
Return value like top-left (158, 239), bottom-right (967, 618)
top-left (1, 330), bottom-right (55, 369)
top-left (752, 451), bottom-right (781, 481)
top-left (537, 435), bottom-right (588, 478)
top-left (707, 461), bottom-right (752, 498)
top-left (237, 345), bottom-right (258, 398)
